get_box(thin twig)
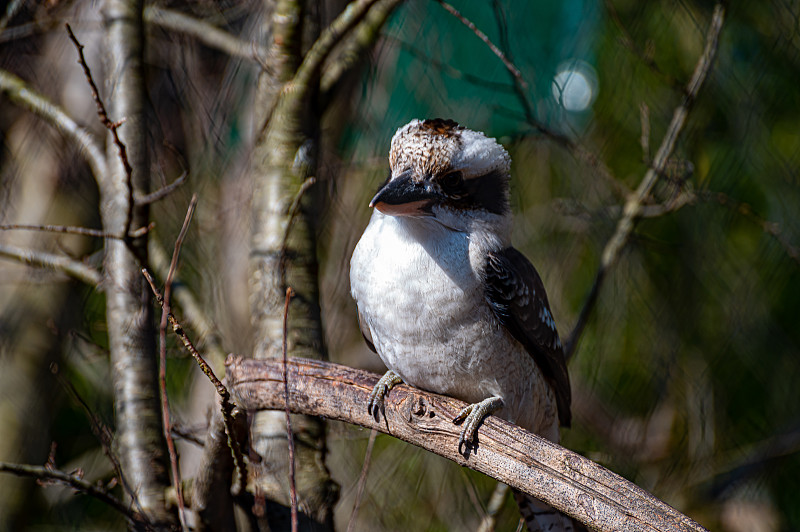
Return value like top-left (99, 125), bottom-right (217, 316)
top-left (136, 171), bottom-right (188, 205)
top-left (282, 287), bottom-right (298, 532)
top-left (170, 424), bottom-right (207, 447)
top-left (565, 4), bottom-right (726, 359)
top-left (604, 0), bottom-right (680, 89)
top-left (380, 35), bottom-right (515, 93)
top-left (698, 190), bottom-right (800, 265)
top-left (149, 239), bottom-right (227, 369)
top-left (66, 23), bottom-right (135, 239)
top-left (142, 268), bottom-right (248, 496)
top-left (165, 195), bottom-right (198, 296)
top-left (49, 362), bottom-right (142, 513)
top-left (0, 222), bottom-right (153, 239)
top-left (0, 243), bottom-right (101, 286)
top-left (436, 0), bottom-right (526, 89)
top-left (478, 1), bottom-right (627, 198)
top-left (157, 195), bottom-right (198, 531)
top-left (640, 102), bottom-right (651, 163)
top-left (346, 429), bottom-right (378, 532)
top-left (477, 482), bottom-right (510, 532)
top-left (0, 461), bottom-right (139, 523)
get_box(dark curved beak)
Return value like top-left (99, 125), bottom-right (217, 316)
top-left (369, 171), bottom-right (436, 216)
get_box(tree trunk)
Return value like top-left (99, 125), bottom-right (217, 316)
top-left (101, 0), bottom-right (175, 527)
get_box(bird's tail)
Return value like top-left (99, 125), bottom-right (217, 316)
top-left (513, 490), bottom-right (586, 532)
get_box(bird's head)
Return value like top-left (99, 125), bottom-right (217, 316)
top-left (370, 119), bottom-right (511, 231)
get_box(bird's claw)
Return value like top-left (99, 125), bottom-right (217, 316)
top-left (368, 370), bottom-right (403, 421)
top-left (453, 396), bottom-right (504, 451)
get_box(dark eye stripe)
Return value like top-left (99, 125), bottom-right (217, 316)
top-left (462, 169), bottom-right (509, 215)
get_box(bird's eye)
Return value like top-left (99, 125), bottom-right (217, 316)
top-left (440, 171), bottom-right (463, 190)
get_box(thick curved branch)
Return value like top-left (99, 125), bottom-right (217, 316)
top-left (227, 357), bottom-right (708, 532)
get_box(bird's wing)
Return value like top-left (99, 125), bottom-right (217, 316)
top-left (357, 309), bottom-right (378, 353)
top-left (484, 247), bottom-right (571, 427)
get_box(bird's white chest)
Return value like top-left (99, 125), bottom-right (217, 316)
top-left (351, 214), bottom-right (510, 399)
top-left (350, 212), bottom-right (558, 438)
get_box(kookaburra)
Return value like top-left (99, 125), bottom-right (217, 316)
top-left (350, 119), bottom-right (575, 531)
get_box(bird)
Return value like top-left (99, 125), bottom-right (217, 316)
top-left (349, 118), bottom-right (576, 531)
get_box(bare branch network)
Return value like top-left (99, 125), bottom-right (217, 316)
top-left (228, 357), bottom-right (708, 532)
top-left (3, 0), bottom-right (786, 529)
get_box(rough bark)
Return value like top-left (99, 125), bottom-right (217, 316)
top-left (228, 356), bottom-right (710, 532)
top-left (246, 1), bottom-right (406, 527)
top-left (246, 1), bottom-right (331, 528)
top-left (101, 0), bottom-right (175, 526)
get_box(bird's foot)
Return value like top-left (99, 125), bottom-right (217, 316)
top-left (453, 396), bottom-right (504, 451)
top-left (368, 370), bottom-right (403, 421)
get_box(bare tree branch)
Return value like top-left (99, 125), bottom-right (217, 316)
top-left (565, 4), bottom-right (726, 359)
top-left (156, 195), bottom-right (198, 531)
top-left (144, 6), bottom-right (268, 62)
top-left (0, 223), bottom-right (153, 239)
top-left (95, 0), bottom-right (176, 525)
top-left (288, 0), bottom-right (387, 95)
top-left (0, 461), bottom-right (140, 524)
top-left (320, 0), bottom-right (407, 97)
top-left (142, 268), bottom-right (248, 497)
top-left (477, 482), bottom-right (511, 532)
top-left (148, 239), bottom-right (227, 369)
top-left (247, 2), bottom-right (403, 525)
top-left (67, 23), bottom-right (137, 238)
top-left (0, 68), bottom-right (107, 182)
top-left (136, 171), bottom-right (187, 205)
top-left (282, 287), bottom-right (299, 532)
top-left (0, 243), bottom-right (101, 286)
top-left (227, 357), bottom-right (709, 532)
top-left (442, 1), bottom-right (629, 199)
top-left (435, 0), bottom-right (526, 88)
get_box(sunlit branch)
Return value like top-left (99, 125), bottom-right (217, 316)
top-left (228, 357), bottom-right (710, 532)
